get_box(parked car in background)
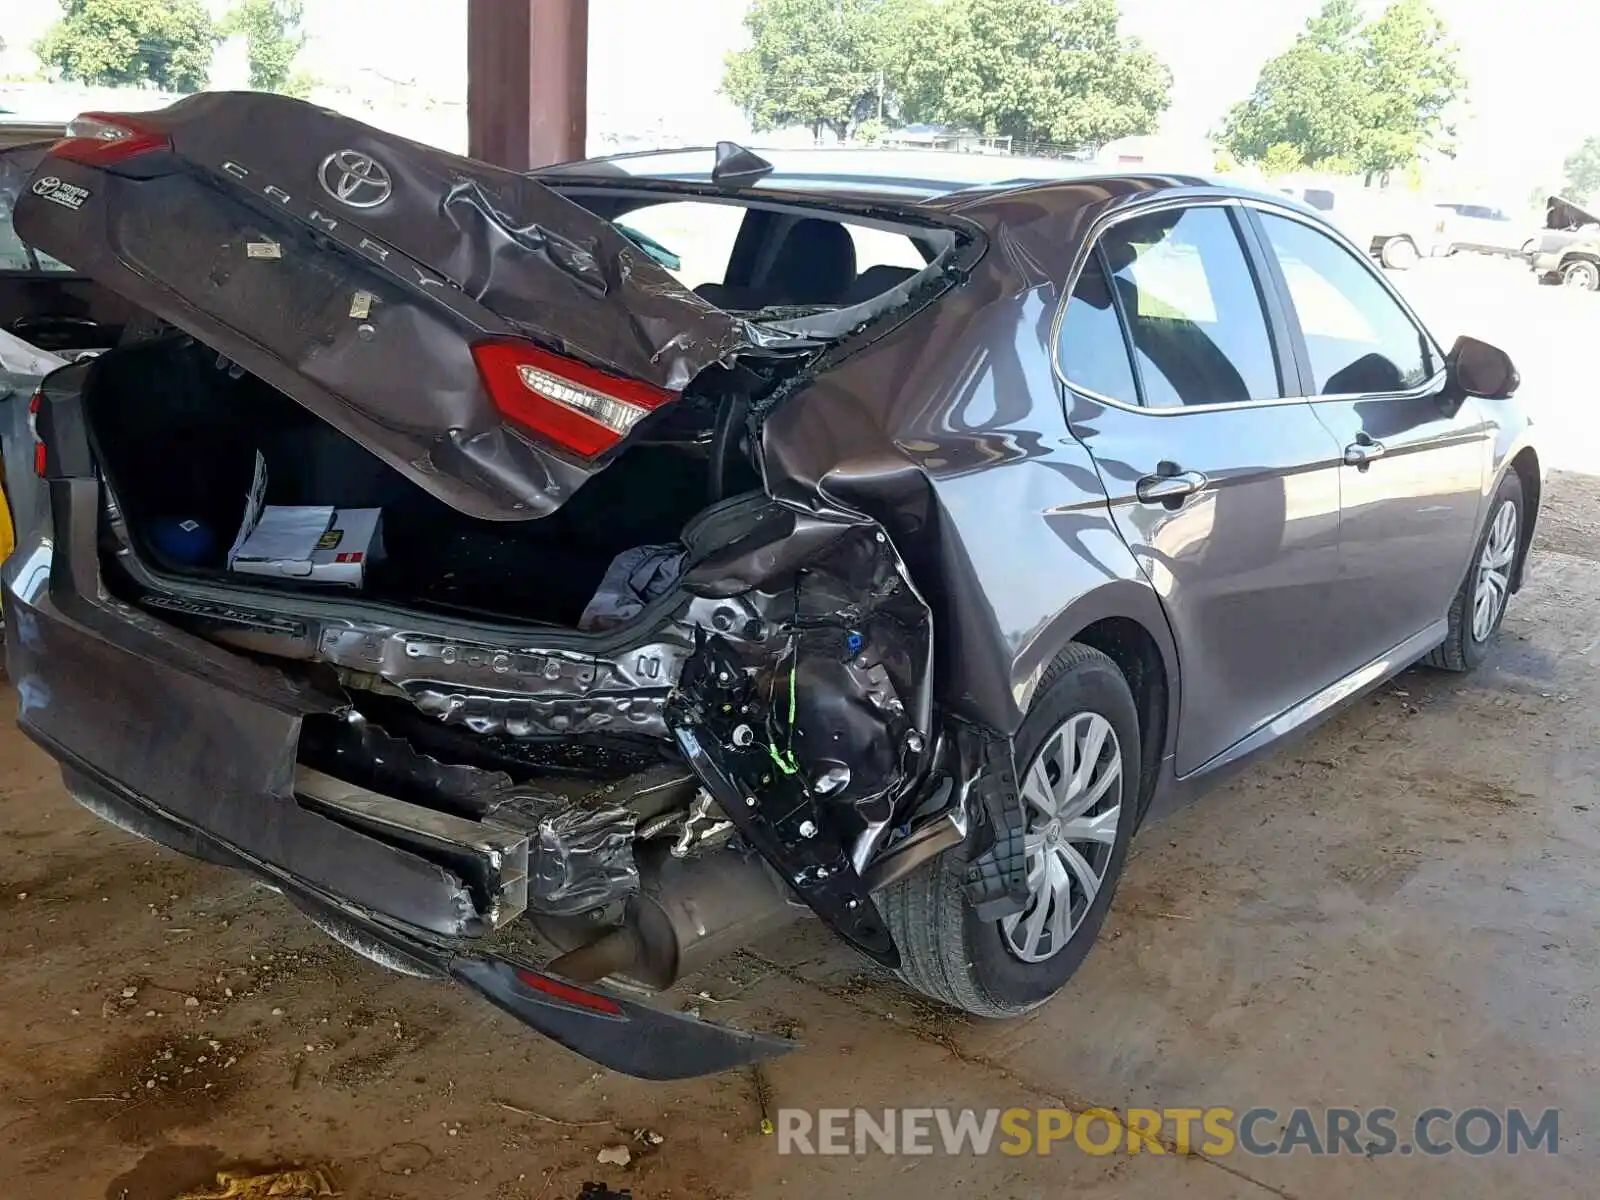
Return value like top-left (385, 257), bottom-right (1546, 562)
top-left (0, 128), bottom-right (138, 357)
top-left (1278, 181), bottom-right (1442, 269)
top-left (1530, 195), bottom-right (1600, 291)
top-left (1432, 202), bottom-right (1539, 258)
top-left (2, 95), bottom-right (1543, 1080)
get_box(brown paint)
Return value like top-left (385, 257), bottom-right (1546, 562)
top-left (468, 0), bottom-right (588, 169)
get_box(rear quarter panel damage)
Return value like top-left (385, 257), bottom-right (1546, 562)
top-left (756, 177), bottom-right (1185, 748)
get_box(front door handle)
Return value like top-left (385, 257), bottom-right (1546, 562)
top-left (1343, 436), bottom-right (1387, 468)
top-left (1136, 468), bottom-right (1208, 506)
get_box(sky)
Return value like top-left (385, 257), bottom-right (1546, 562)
top-left (1, 0), bottom-right (1596, 204)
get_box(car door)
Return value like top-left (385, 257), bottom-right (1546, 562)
top-left (1057, 200), bottom-right (1346, 777)
top-left (1247, 206), bottom-right (1490, 676)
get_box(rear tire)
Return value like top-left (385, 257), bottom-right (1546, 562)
top-left (1381, 237), bottom-right (1420, 270)
top-left (881, 643), bottom-right (1140, 1017)
top-left (1423, 471), bottom-right (1523, 672)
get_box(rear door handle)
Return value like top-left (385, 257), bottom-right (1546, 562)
top-left (1343, 436), bottom-right (1386, 467)
top-left (1135, 469), bottom-right (1208, 506)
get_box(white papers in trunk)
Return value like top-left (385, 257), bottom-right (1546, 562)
top-left (227, 451), bottom-right (383, 585)
top-left (236, 505), bottom-right (336, 565)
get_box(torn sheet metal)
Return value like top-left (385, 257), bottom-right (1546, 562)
top-left (487, 789), bottom-right (639, 915)
top-left (664, 522), bottom-right (935, 967)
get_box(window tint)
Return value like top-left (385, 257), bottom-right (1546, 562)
top-left (1099, 206), bottom-right (1282, 408)
top-left (1057, 249), bottom-right (1138, 404)
top-left (1257, 212), bottom-right (1431, 396)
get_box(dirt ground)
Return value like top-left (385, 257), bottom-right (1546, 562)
top-left (2, 258), bottom-right (1597, 1198)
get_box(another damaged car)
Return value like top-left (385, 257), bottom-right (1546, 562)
top-left (3, 95), bottom-right (1540, 1079)
top-left (1530, 195), bottom-right (1600, 290)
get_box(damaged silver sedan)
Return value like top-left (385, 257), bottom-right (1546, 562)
top-left (2, 95), bottom-right (1538, 1078)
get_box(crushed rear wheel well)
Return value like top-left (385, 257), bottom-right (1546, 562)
top-left (1069, 617), bottom-right (1167, 825)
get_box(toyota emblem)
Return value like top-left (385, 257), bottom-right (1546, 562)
top-left (318, 149), bottom-right (393, 208)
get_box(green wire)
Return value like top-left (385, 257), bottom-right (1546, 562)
top-left (766, 649), bottom-right (801, 776)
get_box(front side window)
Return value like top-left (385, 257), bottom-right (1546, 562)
top-left (1097, 206), bottom-right (1283, 408)
top-left (1257, 211), bottom-right (1432, 396)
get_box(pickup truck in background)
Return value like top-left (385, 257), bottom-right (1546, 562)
top-left (1277, 181), bottom-right (1444, 270)
top-left (1432, 202), bottom-right (1540, 259)
top-left (1530, 196), bottom-right (1600, 291)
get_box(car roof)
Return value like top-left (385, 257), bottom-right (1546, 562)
top-left (535, 145), bottom-right (1217, 202)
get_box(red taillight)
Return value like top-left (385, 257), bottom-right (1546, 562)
top-left (472, 341), bottom-right (676, 458)
top-left (28, 391), bottom-right (45, 478)
top-left (512, 967), bottom-right (623, 1015)
top-left (51, 112), bottom-right (170, 166)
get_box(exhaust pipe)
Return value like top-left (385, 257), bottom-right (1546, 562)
top-left (548, 843), bottom-right (801, 989)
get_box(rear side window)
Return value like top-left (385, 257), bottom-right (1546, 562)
top-left (1098, 206), bottom-right (1283, 408)
top-left (1257, 211), bottom-right (1432, 395)
top-left (1057, 250), bottom-right (1139, 404)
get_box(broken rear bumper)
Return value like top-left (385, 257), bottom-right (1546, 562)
top-left (3, 479), bottom-right (793, 1079)
top-left (52, 754), bottom-right (791, 1079)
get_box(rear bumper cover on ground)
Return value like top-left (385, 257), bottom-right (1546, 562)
top-left (3, 480), bottom-right (793, 1079)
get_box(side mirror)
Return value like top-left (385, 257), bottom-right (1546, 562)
top-left (1447, 336), bottom-right (1519, 399)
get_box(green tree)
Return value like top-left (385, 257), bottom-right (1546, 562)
top-left (1222, 0), bottom-right (1367, 169)
top-left (1562, 136), bottom-right (1600, 205)
top-left (1222, 0), bottom-right (1464, 176)
top-left (36, 0), bottom-right (216, 92)
top-left (1356, 0), bottom-right (1463, 174)
top-left (221, 0), bottom-right (308, 94)
top-left (1260, 142), bottom-right (1306, 176)
top-left (721, 0), bottom-right (897, 141)
top-left (892, 0), bottom-right (1171, 146)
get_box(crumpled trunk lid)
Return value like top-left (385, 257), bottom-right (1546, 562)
top-left (12, 92), bottom-right (759, 521)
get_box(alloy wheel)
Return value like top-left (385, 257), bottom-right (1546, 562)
top-left (1001, 711), bottom-right (1124, 963)
top-left (1472, 499), bottom-right (1518, 643)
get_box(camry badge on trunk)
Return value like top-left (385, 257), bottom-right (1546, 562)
top-left (319, 149), bottom-right (392, 208)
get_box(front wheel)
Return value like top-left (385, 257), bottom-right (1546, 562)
top-left (880, 643), bottom-right (1140, 1017)
top-left (1424, 471), bottom-right (1524, 672)
top-left (1562, 259), bottom-right (1600, 291)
